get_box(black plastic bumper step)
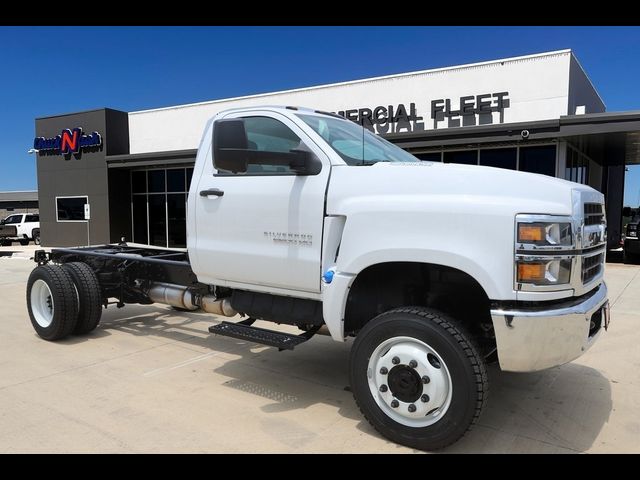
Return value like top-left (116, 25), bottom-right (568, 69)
top-left (208, 321), bottom-right (318, 350)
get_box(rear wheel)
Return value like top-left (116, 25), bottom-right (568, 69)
top-left (349, 306), bottom-right (488, 451)
top-left (32, 229), bottom-right (40, 245)
top-left (27, 265), bottom-right (79, 340)
top-left (62, 262), bottom-right (103, 334)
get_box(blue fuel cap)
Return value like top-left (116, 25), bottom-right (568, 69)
top-left (322, 269), bottom-right (335, 284)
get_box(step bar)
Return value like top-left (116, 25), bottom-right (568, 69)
top-left (208, 319), bottom-right (320, 350)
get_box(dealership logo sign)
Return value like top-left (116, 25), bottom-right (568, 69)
top-left (33, 128), bottom-right (102, 155)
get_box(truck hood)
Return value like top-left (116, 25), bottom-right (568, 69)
top-left (327, 161), bottom-right (601, 217)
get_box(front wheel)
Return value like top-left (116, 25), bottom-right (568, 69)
top-left (349, 306), bottom-right (488, 451)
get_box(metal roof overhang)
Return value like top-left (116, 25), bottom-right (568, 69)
top-left (385, 110), bottom-right (640, 164)
top-left (106, 149), bottom-right (197, 168)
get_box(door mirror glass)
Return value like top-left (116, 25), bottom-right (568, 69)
top-left (213, 119), bottom-right (249, 173)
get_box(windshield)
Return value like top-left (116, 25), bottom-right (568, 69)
top-left (296, 113), bottom-right (419, 166)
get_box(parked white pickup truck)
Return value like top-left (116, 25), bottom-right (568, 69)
top-left (1, 213), bottom-right (40, 246)
top-left (26, 106), bottom-right (610, 450)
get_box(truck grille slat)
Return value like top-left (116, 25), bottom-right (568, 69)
top-left (582, 252), bottom-right (604, 284)
top-left (584, 203), bottom-right (605, 226)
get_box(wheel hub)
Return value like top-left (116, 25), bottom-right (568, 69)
top-left (367, 336), bottom-right (453, 428)
top-left (31, 279), bottom-right (54, 328)
top-left (387, 365), bottom-right (422, 403)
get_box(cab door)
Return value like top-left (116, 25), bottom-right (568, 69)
top-left (192, 111), bottom-right (330, 294)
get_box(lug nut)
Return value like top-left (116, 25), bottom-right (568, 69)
top-left (380, 367), bottom-right (388, 375)
top-left (392, 356), bottom-right (400, 365)
top-left (422, 375), bottom-right (430, 384)
top-left (409, 359), bottom-right (418, 368)
top-left (379, 384), bottom-right (388, 392)
top-left (421, 394), bottom-right (429, 403)
top-left (391, 400), bottom-right (399, 408)
top-left (408, 404), bottom-right (417, 413)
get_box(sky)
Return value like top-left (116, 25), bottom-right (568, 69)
top-left (1, 26), bottom-right (640, 204)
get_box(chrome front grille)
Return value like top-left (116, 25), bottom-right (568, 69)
top-left (581, 200), bottom-right (606, 286)
top-left (582, 252), bottom-right (604, 284)
top-left (584, 203), bottom-right (605, 226)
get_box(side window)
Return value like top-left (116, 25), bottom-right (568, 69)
top-left (216, 116), bottom-right (302, 175)
top-left (4, 215), bottom-right (21, 224)
top-left (25, 215), bottom-right (39, 223)
top-left (56, 197), bottom-right (88, 222)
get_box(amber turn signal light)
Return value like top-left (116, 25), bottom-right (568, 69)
top-left (518, 224), bottom-right (545, 242)
top-left (517, 262), bottom-right (546, 282)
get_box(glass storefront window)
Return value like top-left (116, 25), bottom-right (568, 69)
top-left (132, 171), bottom-right (147, 193)
top-left (443, 150), bottom-right (478, 165)
top-left (519, 145), bottom-right (556, 177)
top-left (480, 148), bottom-right (517, 170)
top-left (148, 170), bottom-right (166, 193)
top-left (167, 194), bottom-right (186, 248)
top-left (186, 168), bottom-right (194, 191)
top-left (415, 152), bottom-right (442, 162)
top-left (132, 195), bottom-right (148, 244)
top-left (131, 167), bottom-right (190, 248)
top-left (148, 194), bottom-right (167, 247)
top-left (167, 169), bottom-right (186, 193)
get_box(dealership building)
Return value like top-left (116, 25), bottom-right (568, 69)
top-left (33, 49), bottom-right (640, 248)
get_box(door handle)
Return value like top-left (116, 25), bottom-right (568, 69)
top-left (199, 188), bottom-right (224, 197)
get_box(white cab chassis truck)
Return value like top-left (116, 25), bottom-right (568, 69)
top-left (26, 106), bottom-right (610, 450)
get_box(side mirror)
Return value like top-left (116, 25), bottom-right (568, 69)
top-left (289, 149), bottom-right (322, 175)
top-left (213, 119), bottom-right (249, 174)
top-left (0, 219), bottom-right (4, 225)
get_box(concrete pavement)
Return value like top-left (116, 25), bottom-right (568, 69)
top-left (0, 256), bottom-right (638, 453)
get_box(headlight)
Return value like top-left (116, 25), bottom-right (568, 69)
top-left (516, 259), bottom-right (572, 285)
top-left (517, 222), bottom-right (572, 246)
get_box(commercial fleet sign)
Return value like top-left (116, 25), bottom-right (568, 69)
top-left (33, 127), bottom-right (102, 155)
top-left (336, 91), bottom-right (510, 134)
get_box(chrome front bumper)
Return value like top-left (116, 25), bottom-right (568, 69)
top-left (490, 282), bottom-right (609, 372)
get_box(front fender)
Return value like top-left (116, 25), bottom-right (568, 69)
top-left (321, 251), bottom-right (500, 342)
top-left (342, 248), bottom-right (500, 299)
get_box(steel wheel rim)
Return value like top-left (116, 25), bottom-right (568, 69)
top-left (31, 279), bottom-right (54, 328)
top-left (367, 336), bottom-right (452, 427)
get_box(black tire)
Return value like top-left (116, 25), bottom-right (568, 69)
top-left (19, 239), bottom-right (29, 246)
top-left (349, 306), bottom-right (488, 451)
top-left (62, 262), bottom-right (103, 335)
top-left (32, 229), bottom-right (40, 245)
top-left (26, 265), bottom-right (79, 341)
top-left (0, 239), bottom-right (10, 246)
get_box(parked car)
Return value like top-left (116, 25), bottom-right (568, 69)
top-left (0, 223), bottom-right (17, 245)
top-left (0, 213), bottom-right (40, 246)
top-left (624, 214), bottom-right (640, 263)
